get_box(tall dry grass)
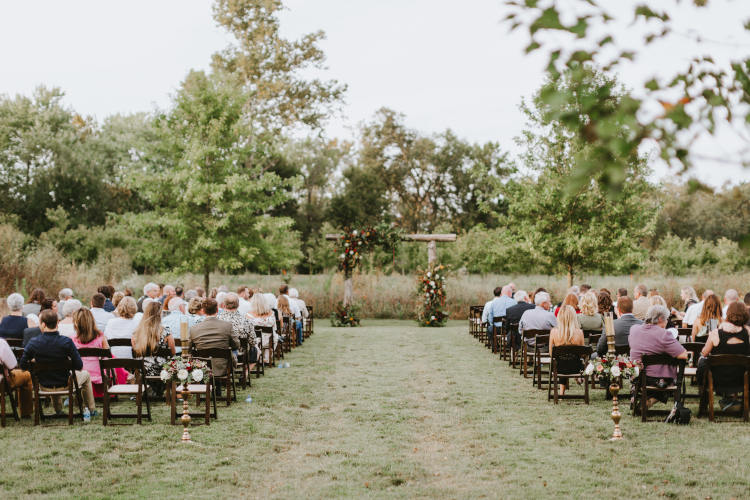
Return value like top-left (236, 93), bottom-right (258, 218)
top-left (117, 271), bottom-right (750, 320)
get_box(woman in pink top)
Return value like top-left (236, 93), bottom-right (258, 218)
top-left (72, 308), bottom-right (128, 398)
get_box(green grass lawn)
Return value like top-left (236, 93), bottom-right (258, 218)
top-left (2, 319), bottom-right (750, 499)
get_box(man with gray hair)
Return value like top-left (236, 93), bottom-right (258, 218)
top-left (629, 305), bottom-right (688, 409)
top-left (137, 283), bottom-right (160, 313)
top-left (288, 288), bottom-right (308, 319)
top-left (162, 297), bottom-right (195, 334)
top-left (184, 289), bottom-right (198, 302)
top-left (484, 286), bottom-right (516, 350)
top-left (57, 288), bottom-right (73, 320)
top-left (723, 289), bottom-right (739, 318)
top-left (519, 291), bottom-right (557, 349)
top-left (159, 285), bottom-right (176, 304)
top-left (0, 293), bottom-right (37, 339)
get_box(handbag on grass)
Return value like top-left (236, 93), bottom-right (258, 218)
top-left (665, 360), bottom-right (691, 425)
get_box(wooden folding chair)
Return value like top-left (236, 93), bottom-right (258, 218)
top-left (507, 321), bottom-right (520, 368)
top-left (256, 325), bottom-right (276, 365)
top-left (0, 363), bottom-right (20, 427)
top-left (677, 328), bottom-right (694, 342)
top-left (78, 347), bottom-right (116, 401)
top-left (100, 358), bottom-right (151, 425)
top-left (131, 346), bottom-right (174, 403)
top-left (680, 342), bottom-right (704, 403)
top-left (170, 376), bottom-right (217, 426)
top-left (28, 360), bottom-right (84, 426)
top-left (519, 330), bottom-right (549, 379)
top-left (632, 354), bottom-right (685, 422)
top-left (5, 339), bottom-right (22, 348)
top-left (491, 316), bottom-right (504, 356)
top-left (192, 348), bottom-right (236, 406)
top-left (304, 306), bottom-right (314, 338)
top-left (582, 330), bottom-right (601, 347)
top-left (236, 337), bottom-right (260, 389)
top-left (548, 345), bottom-right (590, 404)
top-left (534, 334), bottom-right (551, 389)
top-left (698, 354), bottom-right (750, 422)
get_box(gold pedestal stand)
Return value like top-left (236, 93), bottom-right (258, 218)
top-left (604, 313), bottom-right (622, 441)
top-left (180, 318), bottom-right (192, 444)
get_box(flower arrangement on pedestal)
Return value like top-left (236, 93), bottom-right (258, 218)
top-left (161, 356), bottom-right (213, 386)
top-left (584, 355), bottom-right (641, 379)
top-left (415, 264), bottom-right (450, 327)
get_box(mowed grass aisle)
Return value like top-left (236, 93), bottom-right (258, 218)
top-left (2, 320), bottom-right (750, 499)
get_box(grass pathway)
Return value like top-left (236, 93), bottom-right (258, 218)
top-left (1, 320), bottom-right (749, 498)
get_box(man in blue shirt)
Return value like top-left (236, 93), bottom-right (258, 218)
top-left (485, 286), bottom-right (516, 351)
top-left (20, 310), bottom-right (97, 415)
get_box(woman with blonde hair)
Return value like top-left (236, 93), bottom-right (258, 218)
top-left (277, 295), bottom-right (294, 346)
top-left (0, 298), bottom-right (9, 320)
top-left (578, 292), bottom-right (605, 333)
top-left (187, 296), bottom-right (205, 324)
top-left (673, 286), bottom-right (700, 323)
top-left (112, 292), bottom-right (125, 315)
top-left (692, 294), bottom-right (723, 341)
top-left (131, 301), bottom-right (176, 398)
top-left (104, 296), bottom-right (139, 359)
top-left (549, 305), bottom-right (585, 395)
top-left (247, 292), bottom-right (279, 363)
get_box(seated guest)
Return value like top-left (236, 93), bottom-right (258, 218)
top-left (162, 295), bottom-right (175, 318)
top-left (632, 284), bottom-right (650, 320)
top-left (90, 293), bottom-right (115, 332)
top-left (97, 285), bottom-right (115, 313)
top-left (175, 286), bottom-right (184, 299)
top-left (648, 295), bottom-right (676, 330)
top-left (597, 290), bottom-right (615, 318)
top-left (184, 289), bottom-right (198, 302)
top-left (556, 286), bottom-right (579, 310)
top-left (722, 289), bottom-right (739, 318)
top-left (289, 288), bottom-right (307, 323)
top-left (597, 296), bottom-right (642, 357)
top-left (57, 288), bottom-right (74, 320)
top-left (195, 287), bottom-right (206, 298)
top-left (484, 286), bottom-right (516, 346)
top-left (218, 293), bottom-right (258, 361)
top-left (279, 285), bottom-right (302, 344)
top-left (0, 293), bottom-right (37, 339)
top-left (162, 298), bottom-right (196, 334)
top-left (692, 294), bottom-right (722, 341)
top-left (696, 302), bottom-right (750, 409)
top-left (629, 305), bottom-right (688, 409)
top-left (215, 292), bottom-right (227, 314)
top-left (555, 293), bottom-right (580, 317)
top-left (519, 291), bottom-right (557, 351)
top-left (187, 297), bottom-right (205, 325)
top-left (27, 297), bottom-right (57, 326)
top-left (104, 297), bottom-right (139, 359)
top-left (132, 301), bottom-right (176, 398)
top-left (578, 292), bottom-right (605, 333)
top-left (22, 298), bottom-right (57, 346)
top-left (23, 288), bottom-right (45, 318)
top-left (648, 288), bottom-right (659, 298)
top-left (58, 300), bottom-right (82, 337)
top-left (672, 286), bottom-right (700, 323)
top-left (159, 285), bottom-right (176, 304)
top-left (579, 284), bottom-right (591, 297)
top-left (236, 286), bottom-right (253, 316)
top-left (0, 298), bottom-right (9, 320)
top-left (616, 288), bottom-right (628, 300)
top-left (188, 298), bottom-right (239, 395)
top-left (71, 307), bottom-right (128, 397)
top-left (506, 291), bottom-right (536, 349)
top-left (20, 310), bottom-right (97, 415)
top-left (246, 293), bottom-right (279, 363)
top-left (137, 283), bottom-right (160, 313)
top-left (112, 292), bottom-right (125, 313)
top-left (683, 289), bottom-right (713, 328)
top-left (0, 337), bottom-right (33, 418)
top-left (277, 295), bottom-right (297, 345)
top-left (549, 305), bottom-right (585, 395)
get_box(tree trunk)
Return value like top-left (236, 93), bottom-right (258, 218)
top-left (566, 266), bottom-right (574, 290)
top-left (204, 267), bottom-right (210, 291)
top-left (343, 277), bottom-right (354, 308)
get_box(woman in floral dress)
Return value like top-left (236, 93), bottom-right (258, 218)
top-left (246, 293), bottom-right (279, 363)
top-left (131, 301), bottom-right (176, 398)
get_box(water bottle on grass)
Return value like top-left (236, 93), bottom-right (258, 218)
top-left (83, 407), bottom-right (91, 423)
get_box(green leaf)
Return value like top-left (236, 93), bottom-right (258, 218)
top-left (645, 79), bottom-right (659, 91)
top-left (634, 5), bottom-right (670, 22)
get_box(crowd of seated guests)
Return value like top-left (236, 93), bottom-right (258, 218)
top-left (0, 282), bottom-right (312, 421)
top-left (479, 281), bottom-right (750, 412)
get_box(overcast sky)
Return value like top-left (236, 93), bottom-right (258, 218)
top-left (2, 0), bottom-right (750, 187)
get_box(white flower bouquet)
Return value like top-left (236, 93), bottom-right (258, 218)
top-left (161, 356), bottom-right (212, 386)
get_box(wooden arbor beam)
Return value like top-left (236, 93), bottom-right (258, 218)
top-left (325, 233), bottom-right (457, 265)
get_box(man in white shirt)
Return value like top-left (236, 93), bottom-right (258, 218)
top-left (288, 288), bottom-right (308, 319)
top-left (683, 289), bottom-right (714, 327)
top-left (90, 293), bottom-right (115, 332)
top-left (723, 289), bottom-right (739, 318)
top-left (236, 286), bottom-right (253, 316)
top-left (162, 298), bottom-right (195, 334)
top-left (137, 283), bottom-right (160, 313)
top-left (279, 284), bottom-right (302, 344)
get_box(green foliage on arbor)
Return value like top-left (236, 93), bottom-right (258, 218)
top-left (474, 69), bottom-right (658, 285)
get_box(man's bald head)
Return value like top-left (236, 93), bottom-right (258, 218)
top-left (501, 286), bottom-right (512, 297)
top-left (703, 289), bottom-right (714, 300)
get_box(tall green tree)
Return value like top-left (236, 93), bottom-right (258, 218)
top-left (475, 68), bottom-right (658, 287)
top-left (126, 70), bottom-right (300, 288)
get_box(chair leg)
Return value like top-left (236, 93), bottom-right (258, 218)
top-left (708, 374), bottom-right (715, 422)
top-left (584, 375), bottom-right (589, 405)
top-left (170, 383), bottom-right (176, 426)
top-left (102, 387), bottom-right (109, 426)
top-left (553, 366), bottom-right (559, 405)
top-left (144, 382), bottom-right (152, 422)
top-left (547, 363), bottom-right (553, 402)
top-left (642, 382), bottom-right (648, 422)
top-left (136, 387), bottom-right (142, 425)
top-left (68, 386), bottom-right (74, 426)
top-left (1, 381), bottom-right (6, 428)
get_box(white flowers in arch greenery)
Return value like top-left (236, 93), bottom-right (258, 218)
top-left (414, 263), bottom-right (451, 327)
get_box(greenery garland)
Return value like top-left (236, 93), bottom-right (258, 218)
top-left (415, 263), bottom-right (450, 327)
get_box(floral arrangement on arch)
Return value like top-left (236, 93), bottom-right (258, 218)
top-left (330, 301), bottom-right (362, 327)
top-left (415, 264), bottom-right (450, 327)
top-left (160, 356), bottom-right (212, 386)
top-left (584, 355), bottom-right (641, 379)
top-left (335, 226), bottom-right (377, 277)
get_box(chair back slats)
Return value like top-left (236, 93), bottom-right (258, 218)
top-left (77, 348), bottom-right (113, 359)
top-left (535, 334), bottom-right (550, 346)
top-left (29, 360), bottom-right (75, 374)
top-left (192, 347), bottom-right (232, 362)
top-left (641, 354), bottom-right (682, 367)
top-left (5, 339), bottom-right (22, 348)
top-left (132, 346), bottom-right (173, 358)
top-left (550, 345), bottom-right (590, 357)
top-left (523, 329), bottom-right (549, 340)
top-left (677, 328), bottom-right (693, 338)
top-left (99, 358), bottom-right (146, 371)
top-left (706, 354), bottom-right (750, 368)
top-left (614, 345), bottom-right (630, 356)
top-left (582, 330), bottom-right (601, 339)
top-left (107, 338), bottom-right (133, 347)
